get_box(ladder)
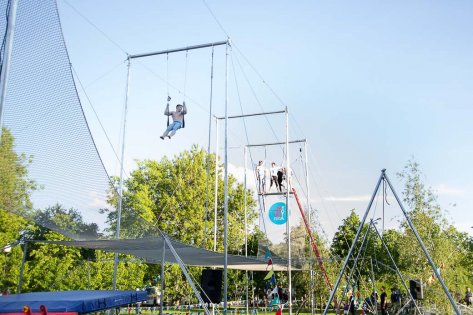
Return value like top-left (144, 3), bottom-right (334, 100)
top-left (292, 187), bottom-right (332, 290)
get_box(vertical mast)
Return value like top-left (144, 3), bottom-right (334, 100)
top-left (0, 0), bottom-right (19, 140)
top-left (223, 38), bottom-right (230, 315)
top-left (213, 117), bottom-right (219, 251)
top-left (113, 56), bottom-right (131, 289)
top-left (285, 107), bottom-right (292, 315)
top-left (304, 141), bottom-right (315, 315)
top-left (244, 146), bottom-right (249, 315)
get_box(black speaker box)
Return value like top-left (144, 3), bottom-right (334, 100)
top-left (409, 279), bottom-right (423, 300)
top-left (201, 269), bottom-right (223, 303)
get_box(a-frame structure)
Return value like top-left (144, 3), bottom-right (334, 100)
top-left (323, 169), bottom-right (461, 315)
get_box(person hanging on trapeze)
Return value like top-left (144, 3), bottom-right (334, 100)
top-left (160, 97), bottom-right (187, 140)
top-left (255, 160), bottom-right (266, 194)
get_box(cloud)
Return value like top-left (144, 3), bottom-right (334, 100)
top-left (432, 184), bottom-right (464, 196)
top-left (88, 190), bottom-right (110, 209)
top-left (227, 163), bottom-right (257, 190)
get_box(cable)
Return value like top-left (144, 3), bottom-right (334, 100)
top-left (200, 0), bottom-right (230, 38)
top-left (61, 0), bottom-right (128, 54)
top-left (71, 64), bottom-right (128, 177)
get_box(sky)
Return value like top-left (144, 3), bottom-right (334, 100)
top-left (55, 0), bottom-right (473, 243)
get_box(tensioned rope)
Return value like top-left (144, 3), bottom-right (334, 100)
top-left (62, 0), bottom-right (127, 54)
top-left (71, 64), bottom-right (128, 178)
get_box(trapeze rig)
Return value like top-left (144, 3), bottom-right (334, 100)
top-left (215, 108), bottom-right (306, 315)
top-left (116, 39), bottom-right (230, 314)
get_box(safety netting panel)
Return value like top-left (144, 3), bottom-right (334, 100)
top-left (0, 0), bottom-right (131, 240)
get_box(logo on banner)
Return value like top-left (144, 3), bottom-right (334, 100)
top-left (268, 202), bottom-right (287, 225)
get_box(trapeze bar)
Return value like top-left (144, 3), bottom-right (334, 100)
top-left (129, 40), bottom-right (228, 59)
top-left (215, 109), bottom-right (286, 120)
top-left (259, 191), bottom-right (294, 196)
top-left (246, 139), bottom-right (306, 148)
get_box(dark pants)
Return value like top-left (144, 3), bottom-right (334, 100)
top-left (277, 171), bottom-right (284, 191)
top-left (270, 176), bottom-right (280, 191)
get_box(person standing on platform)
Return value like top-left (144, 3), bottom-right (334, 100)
top-left (270, 162), bottom-right (281, 192)
top-left (255, 160), bottom-right (266, 194)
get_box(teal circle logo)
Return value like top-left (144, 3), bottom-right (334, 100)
top-left (268, 202), bottom-right (287, 225)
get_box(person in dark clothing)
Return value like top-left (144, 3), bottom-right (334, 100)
top-left (269, 163), bottom-right (281, 192)
top-left (380, 286), bottom-right (388, 315)
top-left (277, 167), bottom-right (284, 191)
top-left (348, 292), bottom-right (356, 315)
top-left (466, 287), bottom-right (473, 306)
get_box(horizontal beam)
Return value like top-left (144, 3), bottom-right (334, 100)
top-left (129, 40), bottom-right (228, 59)
top-left (246, 139), bottom-right (306, 148)
top-left (260, 191), bottom-right (294, 196)
top-left (215, 109), bottom-right (286, 120)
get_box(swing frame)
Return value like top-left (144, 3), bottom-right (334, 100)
top-left (116, 39), bottom-right (231, 315)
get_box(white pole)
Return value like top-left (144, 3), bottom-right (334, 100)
top-left (113, 57), bottom-right (131, 289)
top-left (285, 107), bottom-right (292, 315)
top-left (160, 241), bottom-right (165, 315)
top-left (304, 141), bottom-right (314, 315)
top-left (244, 146), bottom-right (249, 315)
top-left (0, 0), bottom-right (19, 141)
top-left (214, 117), bottom-right (219, 252)
top-left (223, 39), bottom-right (230, 315)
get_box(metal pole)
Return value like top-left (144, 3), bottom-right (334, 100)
top-left (285, 107), bottom-right (293, 315)
top-left (223, 39), bottom-right (230, 315)
top-left (0, 0), bottom-right (19, 141)
top-left (304, 141), bottom-right (314, 315)
top-left (160, 240), bottom-right (166, 315)
top-left (371, 223), bottom-right (421, 314)
top-left (87, 259), bottom-right (91, 289)
top-left (113, 56), bottom-right (131, 290)
top-left (323, 170), bottom-right (384, 315)
top-left (245, 139), bottom-right (306, 148)
top-left (205, 47), bottom-right (215, 248)
top-left (129, 40), bottom-right (227, 59)
top-left (338, 221), bottom-right (373, 313)
top-left (17, 241), bottom-right (27, 293)
top-left (244, 146), bottom-right (249, 315)
top-left (162, 234), bottom-right (211, 315)
top-left (215, 110), bottom-right (286, 120)
top-left (214, 118), bottom-right (219, 252)
top-left (369, 258), bottom-right (378, 315)
top-left (383, 173), bottom-right (461, 314)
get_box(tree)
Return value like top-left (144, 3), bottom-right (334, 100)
top-left (393, 160), bottom-right (469, 313)
top-left (105, 146), bottom-right (257, 247)
top-left (102, 145), bottom-right (258, 302)
top-left (0, 128), bottom-right (37, 216)
top-left (0, 128), bottom-right (37, 292)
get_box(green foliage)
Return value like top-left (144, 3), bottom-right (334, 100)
top-left (100, 145), bottom-right (258, 303)
top-left (0, 128), bottom-right (37, 292)
top-left (104, 145), bottom-right (257, 249)
top-left (3, 127), bottom-right (470, 314)
top-left (0, 128), bottom-right (37, 216)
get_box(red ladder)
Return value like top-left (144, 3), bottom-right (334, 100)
top-left (292, 188), bottom-right (332, 290)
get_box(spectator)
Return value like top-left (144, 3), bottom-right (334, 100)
top-left (466, 287), bottom-right (473, 306)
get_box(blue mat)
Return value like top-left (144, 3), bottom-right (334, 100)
top-left (0, 290), bottom-right (147, 313)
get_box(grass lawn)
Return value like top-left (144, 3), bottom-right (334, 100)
top-left (120, 307), bottom-right (362, 315)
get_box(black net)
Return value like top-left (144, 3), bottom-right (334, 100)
top-left (0, 0), bottom-right (132, 240)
